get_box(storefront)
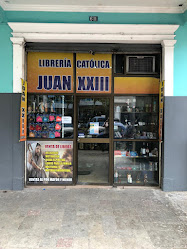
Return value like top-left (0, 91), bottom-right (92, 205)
top-left (1, 0), bottom-right (187, 191)
top-left (4, 22), bottom-right (182, 190)
top-left (24, 42), bottom-right (162, 186)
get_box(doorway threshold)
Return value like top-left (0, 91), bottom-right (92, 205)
top-left (25, 185), bottom-right (159, 190)
top-left (25, 185), bottom-right (113, 189)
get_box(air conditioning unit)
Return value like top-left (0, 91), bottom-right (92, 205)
top-left (126, 56), bottom-right (156, 74)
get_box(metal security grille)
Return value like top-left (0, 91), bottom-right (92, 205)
top-left (127, 56), bottom-right (155, 73)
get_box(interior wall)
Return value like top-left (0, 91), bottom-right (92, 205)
top-left (0, 7), bottom-right (187, 94)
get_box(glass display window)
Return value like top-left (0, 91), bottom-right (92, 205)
top-left (27, 95), bottom-right (74, 139)
top-left (78, 98), bottom-right (110, 138)
top-left (114, 96), bottom-right (158, 139)
top-left (114, 141), bottom-right (159, 185)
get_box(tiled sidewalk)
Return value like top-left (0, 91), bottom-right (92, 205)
top-left (0, 187), bottom-right (186, 249)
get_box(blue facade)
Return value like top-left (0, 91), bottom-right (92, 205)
top-left (0, 5), bottom-right (187, 191)
top-left (174, 22), bottom-right (187, 96)
top-left (0, 6), bottom-right (187, 95)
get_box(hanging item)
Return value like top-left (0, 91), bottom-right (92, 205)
top-left (20, 79), bottom-right (27, 142)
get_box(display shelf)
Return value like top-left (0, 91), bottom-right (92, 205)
top-left (114, 156), bottom-right (158, 158)
top-left (114, 95), bottom-right (159, 144)
top-left (121, 112), bottom-right (158, 114)
top-left (113, 181), bottom-right (159, 186)
top-left (114, 177), bottom-right (159, 185)
top-left (114, 136), bottom-right (158, 139)
top-left (27, 137), bottom-right (74, 141)
top-left (113, 139), bottom-right (159, 142)
top-left (134, 124), bottom-right (158, 126)
top-left (116, 169), bottom-right (158, 172)
top-left (114, 139), bottom-right (159, 186)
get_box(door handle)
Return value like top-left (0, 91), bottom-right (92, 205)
top-left (77, 138), bottom-right (80, 142)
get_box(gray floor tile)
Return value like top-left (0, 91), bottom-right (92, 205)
top-left (0, 188), bottom-right (186, 249)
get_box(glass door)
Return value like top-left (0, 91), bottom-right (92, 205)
top-left (77, 97), bottom-right (110, 184)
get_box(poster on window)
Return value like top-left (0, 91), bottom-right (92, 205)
top-left (26, 141), bottom-right (73, 184)
top-left (90, 122), bottom-right (99, 135)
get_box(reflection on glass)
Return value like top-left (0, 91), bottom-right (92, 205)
top-left (78, 143), bottom-right (109, 183)
top-left (114, 96), bottom-right (158, 139)
top-left (78, 98), bottom-right (109, 138)
top-left (27, 95), bottom-right (74, 138)
top-left (114, 141), bottom-right (159, 185)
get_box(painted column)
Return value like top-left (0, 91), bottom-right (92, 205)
top-left (161, 40), bottom-right (176, 96)
top-left (10, 37), bottom-right (25, 93)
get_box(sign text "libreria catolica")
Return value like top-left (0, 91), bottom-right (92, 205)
top-left (39, 59), bottom-right (72, 68)
top-left (77, 60), bottom-right (110, 69)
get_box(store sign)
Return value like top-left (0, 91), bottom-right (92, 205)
top-left (76, 53), bottom-right (112, 93)
top-left (26, 141), bottom-right (73, 184)
top-left (20, 79), bottom-right (27, 142)
top-left (159, 81), bottom-right (164, 141)
top-left (27, 52), bottom-right (74, 93)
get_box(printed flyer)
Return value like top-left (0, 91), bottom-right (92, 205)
top-left (89, 122), bottom-right (99, 135)
top-left (26, 141), bottom-right (73, 184)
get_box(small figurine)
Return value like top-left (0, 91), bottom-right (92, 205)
top-left (114, 171), bottom-right (119, 183)
top-left (154, 162), bottom-right (158, 171)
top-left (126, 150), bottom-right (130, 157)
top-left (127, 174), bottom-right (132, 183)
top-left (149, 162), bottom-right (153, 171)
top-left (51, 100), bottom-right (55, 112)
top-left (136, 173), bottom-right (141, 183)
top-left (32, 101), bottom-right (36, 113)
top-left (28, 106), bottom-right (32, 113)
top-left (44, 101), bottom-right (48, 113)
top-left (39, 101), bottom-right (44, 113)
top-left (144, 174), bottom-right (148, 184)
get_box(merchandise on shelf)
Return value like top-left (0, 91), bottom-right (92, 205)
top-left (27, 95), bottom-right (74, 139)
top-left (49, 114), bottom-right (55, 122)
top-left (35, 131), bottom-right (42, 138)
top-left (42, 114), bottom-right (49, 122)
top-left (114, 141), bottom-right (159, 185)
top-left (114, 95), bottom-right (158, 140)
